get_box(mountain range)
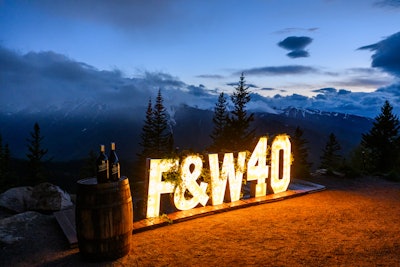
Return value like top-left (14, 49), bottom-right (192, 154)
top-left (0, 104), bottom-right (373, 170)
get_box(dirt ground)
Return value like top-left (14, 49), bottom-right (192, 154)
top-left (1, 175), bottom-right (400, 267)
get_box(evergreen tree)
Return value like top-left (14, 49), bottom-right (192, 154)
top-left (26, 122), bottom-right (48, 185)
top-left (291, 126), bottom-right (311, 178)
top-left (361, 100), bottom-right (400, 173)
top-left (138, 99), bottom-right (156, 159)
top-left (0, 134), bottom-right (3, 179)
top-left (320, 133), bottom-right (342, 170)
top-left (153, 89), bottom-right (173, 157)
top-left (0, 135), bottom-right (5, 191)
top-left (227, 73), bottom-right (255, 151)
top-left (0, 134), bottom-right (15, 191)
top-left (209, 92), bottom-right (229, 151)
top-left (138, 90), bottom-right (173, 160)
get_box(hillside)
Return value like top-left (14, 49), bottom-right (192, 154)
top-left (0, 105), bottom-right (372, 165)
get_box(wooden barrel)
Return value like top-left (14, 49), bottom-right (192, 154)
top-left (76, 177), bottom-right (133, 261)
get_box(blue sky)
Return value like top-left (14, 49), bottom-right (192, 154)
top-left (1, 0), bottom-right (400, 117)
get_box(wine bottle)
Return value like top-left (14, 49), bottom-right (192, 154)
top-left (96, 144), bottom-right (109, 183)
top-left (109, 142), bottom-right (120, 181)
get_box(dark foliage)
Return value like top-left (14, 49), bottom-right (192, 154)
top-left (361, 100), bottom-right (400, 174)
top-left (209, 92), bottom-right (229, 151)
top-left (226, 73), bottom-right (255, 151)
top-left (0, 135), bottom-right (14, 191)
top-left (290, 126), bottom-right (311, 178)
top-left (320, 132), bottom-right (342, 170)
top-left (26, 122), bottom-right (49, 185)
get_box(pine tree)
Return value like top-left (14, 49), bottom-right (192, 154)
top-left (361, 100), bottom-right (400, 173)
top-left (227, 73), bottom-right (255, 151)
top-left (291, 126), bottom-right (311, 178)
top-left (138, 90), bottom-right (173, 160)
top-left (0, 134), bottom-right (3, 179)
top-left (0, 135), bottom-right (4, 191)
top-left (209, 92), bottom-right (229, 151)
top-left (26, 122), bottom-right (48, 185)
top-left (320, 133), bottom-right (342, 170)
top-left (153, 89), bottom-right (172, 157)
top-left (138, 99), bottom-right (156, 159)
top-left (0, 134), bottom-right (14, 191)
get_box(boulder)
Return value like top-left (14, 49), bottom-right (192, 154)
top-left (0, 211), bottom-right (41, 244)
top-left (29, 182), bottom-right (73, 211)
top-left (0, 183), bottom-right (73, 213)
top-left (0, 186), bottom-right (33, 213)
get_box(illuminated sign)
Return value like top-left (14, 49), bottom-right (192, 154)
top-left (146, 135), bottom-right (291, 218)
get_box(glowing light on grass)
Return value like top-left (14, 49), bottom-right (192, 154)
top-left (173, 155), bottom-right (209, 210)
top-left (209, 152), bottom-right (246, 205)
top-left (270, 134), bottom-right (291, 193)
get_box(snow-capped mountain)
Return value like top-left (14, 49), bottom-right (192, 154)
top-left (0, 104), bottom-right (373, 168)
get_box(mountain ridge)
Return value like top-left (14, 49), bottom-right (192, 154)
top-left (0, 104), bottom-right (372, 169)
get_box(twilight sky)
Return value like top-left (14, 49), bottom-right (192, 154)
top-left (1, 0), bottom-right (400, 117)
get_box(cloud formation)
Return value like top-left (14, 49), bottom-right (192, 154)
top-left (196, 74), bottom-right (225, 79)
top-left (374, 0), bottom-right (400, 8)
top-left (0, 46), bottom-right (216, 114)
top-left (274, 28), bottom-right (319, 34)
top-left (1, 46), bottom-right (399, 119)
top-left (238, 65), bottom-right (318, 76)
top-left (358, 32), bottom-right (400, 78)
top-left (30, 0), bottom-right (181, 31)
top-left (278, 36), bottom-right (313, 58)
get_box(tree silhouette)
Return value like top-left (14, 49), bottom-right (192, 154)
top-left (153, 89), bottom-right (173, 157)
top-left (0, 135), bottom-right (12, 191)
top-left (320, 132), bottom-right (342, 170)
top-left (138, 98), bottom-right (155, 159)
top-left (209, 92), bottom-right (229, 151)
top-left (361, 100), bottom-right (400, 173)
top-left (227, 73), bottom-right (255, 151)
top-left (290, 126), bottom-right (311, 178)
top-left (26, 122), bottom-right (48, 185)
top-left (138, 89), bottom-right (173, 160)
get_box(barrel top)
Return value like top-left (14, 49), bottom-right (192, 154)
top-left (77, 176), bottom-right (128, 186)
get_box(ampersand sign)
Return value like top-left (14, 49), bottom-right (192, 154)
top-left (174, 155), bottom-right (209, 210)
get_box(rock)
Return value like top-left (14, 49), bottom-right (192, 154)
top-left (0, 211), bottom-right (40, 244)
top-left (0, 183), bottom-right (73, 213)
top-left (0, 186), bottom-right (33, 213)
top-left (29, 182), bottom-right (73, 211)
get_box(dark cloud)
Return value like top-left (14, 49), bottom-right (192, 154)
top-left (30, 0), bottom-right (182, 31)
top-left (312, 88), bottom-right (338, 94)
top-left (374, 0), bottom-right (400, 8)
top-left (226, 82), bottom-right (258, 88)
top-left (287, 50), bottom-right (310, 58)
top-left (332, 77), bottom-right (391, 88)
top-left (260, 87), bottom-right (276, 91)
top-left (278, 36), bottom-right (313, 58)
top-left (376, 83), bottom-right (400, 96)
top-left (238, 65), bottom-right (318, 76)
top-left (196, 74), bottom-right (225, 79)
top-left (358, 32), bottom-right (400, 77)
top-left (338, 89), bottom-right (352, 95)
top-left (0, 45), bottom-right (216, 114)
top-left (274, 27), bottom-right (319, 34)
